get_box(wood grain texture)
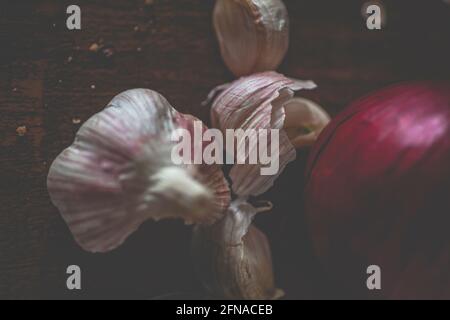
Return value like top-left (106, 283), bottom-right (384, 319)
top-left (0, 0), bottom-right (449, 299)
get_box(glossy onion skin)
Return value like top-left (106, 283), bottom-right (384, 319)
top-left (305, 82), bottom-right (450, 299)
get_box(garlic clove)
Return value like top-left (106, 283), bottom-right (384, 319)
top-left (210, 72), bottom-right (328, 197)
top-left (213, 0), bottom-right (289, 77)
top-left (192, 198), bottom-right (284, 300)
top-left (48, 89), bottom-right (230, 253)
top-left (283, 97), bottom-right (331, 148)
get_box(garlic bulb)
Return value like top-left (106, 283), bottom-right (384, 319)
top-left (213, 0), bottom-right (289, 77)
top-left (192, 198), bottom-right (284, 300)
top-left (210, 71), bottom-right (330, 197)
top-left (47, 89), bottom-right (230, 253)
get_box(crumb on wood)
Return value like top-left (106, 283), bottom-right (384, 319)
top-left (16, 126), bottom-right (27, 136)
top-left (90, 41), bottom-right (115, 58)
top-left (12, 87), bottom-right (18, 92)
top-left (89, 43), bottom-right (100, 52)
top-left (102, 47), bottom-right (115, 58)
top-left (134, 25), bottom-right (140, 32)
top-left (72, 118), bottom-right (81, 125)
top-left (91, 84), bottom-right (96, 90)
top-left (137, 47), bottom-right (143, 52)
top-left (67, 56), bottom-right (73, 63)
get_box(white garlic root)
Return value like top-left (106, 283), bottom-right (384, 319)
top-left (213, 0), bottom-right (289, 77)
top-left (139, 166), bottom-right (215, 225)
top-left (283, 97), bottom-right (331, 148)
top-left (192, 199), bottom-right (284, 300)
top-left (47, 89), bottom-right (230, 253)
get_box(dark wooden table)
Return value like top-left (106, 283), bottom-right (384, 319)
top-left (0, 0), bottom-right (449, 299)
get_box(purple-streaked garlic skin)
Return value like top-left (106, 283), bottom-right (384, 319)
top-left (47, 89), bottom-right (230, 253)
top-left (210, 71), bottom-right (326, 197)
top-left (213, 0), bottom-right (289, 77)
top-left (174, 112), bottom-right (232, 221)
top-left (192, 198), bottom-right (284, 300)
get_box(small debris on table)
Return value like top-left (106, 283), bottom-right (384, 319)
top-left (102, 47), bottom-right (115, 58)
top-left (89, 43), bottom-right (100, 52)
top-left (72, 118), bottom-right (81, 125)
top-left (89, 40), bottom-right (115, 59)
top-left (16, 126), bottom-right (27, 136)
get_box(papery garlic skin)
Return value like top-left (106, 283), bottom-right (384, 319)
top-left (210, 71), bottom-right (329, 197)
top-left (213, 0), bottom-right (289, 77)
top-left (47, 89), bottom-right (230, 253)
top-left (192, 199), bottom-right (284, 300)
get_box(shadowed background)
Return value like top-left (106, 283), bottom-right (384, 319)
top-left (0, 0), bottom-right (449, 299)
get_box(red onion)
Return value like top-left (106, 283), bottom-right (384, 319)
top-left (305, 82), bottom-right (450, 299)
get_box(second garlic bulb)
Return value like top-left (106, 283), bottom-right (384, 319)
top-left (47, 89), bottom-right (230, 253)
top-left (213, 0), bottom-right (290, 77)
